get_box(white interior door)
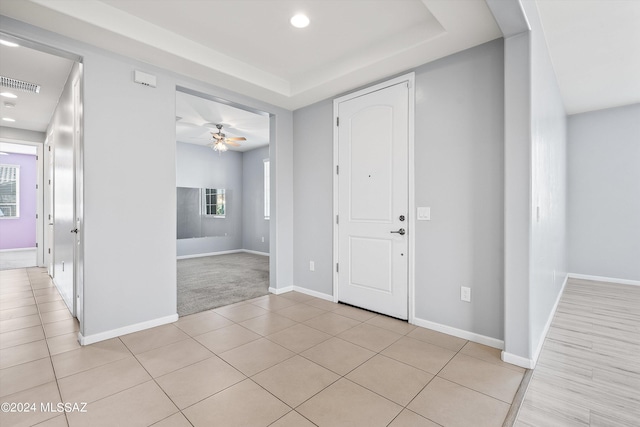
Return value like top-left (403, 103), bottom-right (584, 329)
top-left (53, 123), bottom-right (75, 315)
top-left (336, 81), bottom-right (409, 319)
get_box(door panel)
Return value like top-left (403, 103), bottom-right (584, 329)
top-left (337, 82), bottom-right (409, 319)
top-left (349, 237), bottom-right (392, 292)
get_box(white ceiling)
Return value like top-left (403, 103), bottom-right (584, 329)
top-left (0, 0), bottom-right (502, 110)
top-left (0, 39), bottom-right (74, 132)
top-left (0, 0), bottom-right (637, 128)
top-left (176, 91), bottom-right (269, 152)
top-left (536, 0), bottom-right (640, 115)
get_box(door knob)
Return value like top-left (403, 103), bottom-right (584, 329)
top-left (390, 228), bottom-right (406, 235)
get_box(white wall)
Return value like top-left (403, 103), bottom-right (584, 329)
top-left (242, 145), bottom-right (270, 253)
top-left (568, 104), bottom-right (640, 281)
top-left (292, 39), bottom-right (506, 342)
top-left (176, 142), bottom-right (243, 256)
top-left (2, 16), bottom-right (294, 342)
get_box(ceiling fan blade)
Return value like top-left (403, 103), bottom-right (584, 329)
top-left (225, 137), bottom-right (246, 141)
top-left (225, 141), bottom-right (241, 147)
top-left (211, 133), bottom-right (223, 139)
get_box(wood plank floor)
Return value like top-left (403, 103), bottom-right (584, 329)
top-left (515, 278), bottom-right (640, 426)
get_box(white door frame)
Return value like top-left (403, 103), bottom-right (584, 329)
top-left (332, 73), bottom-right (416, 323)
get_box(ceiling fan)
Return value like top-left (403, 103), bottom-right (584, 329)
top-left (208, 124), bottom-right (246, 153)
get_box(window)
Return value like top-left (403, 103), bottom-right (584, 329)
top-left (264, 159), bottom-right (270, 219)
top-left (0, 164), bottom-right (19, 218)
top-left (202, 188), bottom-right (225, 217)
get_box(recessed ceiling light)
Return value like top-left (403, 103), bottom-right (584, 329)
top-left (2, 117), bottom-right (16, 122)
top-left (290, 14), bottom-right (310, 29)
top-left (0, 92), bottom-right (17, 99)
top-left (4, 102), bottom-right (16, 108)
top-left (0, 39), bottom-right (19, 47)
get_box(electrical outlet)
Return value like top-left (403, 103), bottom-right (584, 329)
top-left (309, 261), bottom-right (315, 272)
top-left (261, 236), bottom-right (265, 243)
top-left (461, 286), bottom-right (471, 302)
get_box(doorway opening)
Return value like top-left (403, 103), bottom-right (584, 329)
top-left (175, 87), bottom-right (271, 316)
top-left (0, 142), bottom-right (39, 270)
top-left (0, 32), bottom-right (84, 328)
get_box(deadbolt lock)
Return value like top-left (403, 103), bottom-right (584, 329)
top-left (399, 215), bottom-right (405, 222)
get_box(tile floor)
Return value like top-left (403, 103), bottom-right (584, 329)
top-left (515, 278), bottom-right (640, 426)
top-left (1, 267), bottom-right (525, 427)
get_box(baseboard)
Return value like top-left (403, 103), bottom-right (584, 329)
top-left (412, 317), bottom-right (504, 350)
top-left (78, 313), bottom-right (179, 346)
top-left (501, 351), bottom-right (535, 369)
top-left (568, 273), bottom-right (640, 287)
top-left (269, 286), bottom-right (293, 295)
top-left (532, 274), bottom-right (568, 364)
top-left (177, 250), bottom-right (242, 260)
top-left (177, 249), bottom-right (270, 260)
top-left (242, 249), bottom-right (269, 257)
top-left (0, 247), bottom-right (36, 252)
top-left (292, 286), bottom-right (334, 301)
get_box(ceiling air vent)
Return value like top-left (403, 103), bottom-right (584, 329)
top-left (0, 76), bottom-right (41, 94)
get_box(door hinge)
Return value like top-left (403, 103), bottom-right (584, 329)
top-left (48, 214), bottom-right (51, 220)
top-left (48, 179), bottom-right (51, 185)
top-left (35, 184), bottom-right (38, 189)
top-left (336, 165), bottom-right (339, 175)
top-left (48, 248), bottom-right (51, 254)
top-left (36, 155), bottom-right (38, 160)
top-left (336, 215), bottom-right (339, 224)
top-left (48, 146), bottom-right (51, 152)
top-left (36, 243), bottom-right (38, 248)
top-left (336, 117), bottom-right (339, 126)
top-left (336, 263), bottom-right (339, 273)
top-left (35, 214), bottom-right (38, 219)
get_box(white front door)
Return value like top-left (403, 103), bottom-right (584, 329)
top-left (336, 80), bottom-right (410, 319)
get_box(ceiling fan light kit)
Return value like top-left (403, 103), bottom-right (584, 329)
top-left (209, 123), bottom-right (246, 154)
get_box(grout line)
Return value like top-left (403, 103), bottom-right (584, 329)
top-left (29, 267), bottom-right (70, 427)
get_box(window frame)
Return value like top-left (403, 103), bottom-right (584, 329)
top-left (201, 188), bottom-right (226, 218)
top-left (0, 164), bottom-right (20, 219)
top-left (264, 159), bottom-right (270, 220)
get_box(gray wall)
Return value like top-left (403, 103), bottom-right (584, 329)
top-left (242, 145), bottom-right (270, 253)
top-left (568, 104), bottom-right (640, 281)
top-left (0, 127), bottom-right (46, 143)
top-left (526, 0), bottom-right (567, 359)
top-left (292, 39), bottom-right (506, 341)
top-left (176, 142), bottom-right (243, 256)
top-left (503, 30), bottom-right (532, 361)
top-left (2, 16), bottom-right (294, 340)
top-left (293, 100), bottom-right (334, 294)
top-left (503, 0), bottom-right (567, 364)
top-left (414, 40), bottom-right (504, 339)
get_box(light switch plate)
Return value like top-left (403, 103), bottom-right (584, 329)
top-left (417, 207), bottom-right (431, 220)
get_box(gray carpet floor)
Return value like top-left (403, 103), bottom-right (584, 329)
top-left (177, 252), bottom-right (269, 316)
